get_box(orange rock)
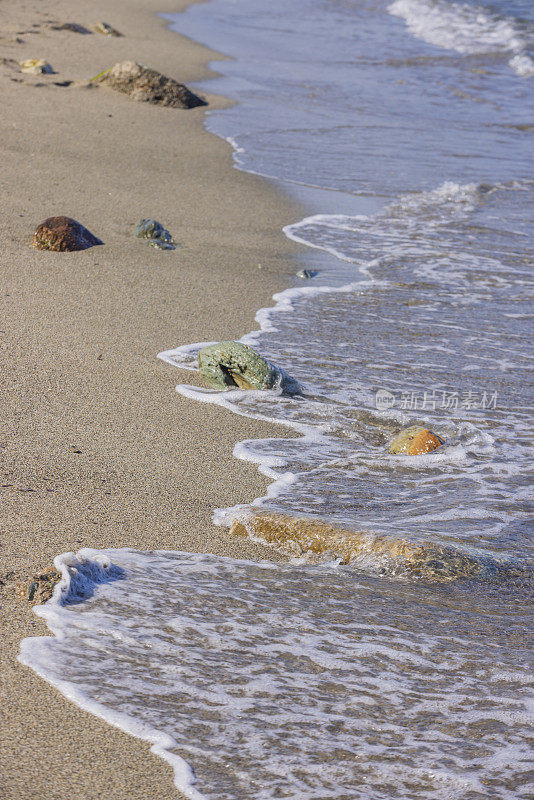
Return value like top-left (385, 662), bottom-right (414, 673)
top-left (389, 426), bottom-right (443, 455)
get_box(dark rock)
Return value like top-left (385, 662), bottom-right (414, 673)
top-left (99, 60), bottom-right (207, 109)
top-left (296, 269), bottom-right (319, 279)
top-left (198, 341), bottom-right (301, 393)
top-left (51, 23), bottom-right (92, 34)
top-left (32, 216), bottom-right (102, 251)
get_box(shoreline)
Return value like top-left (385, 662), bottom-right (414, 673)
top-left (0, 1), bottom-right (306, 796)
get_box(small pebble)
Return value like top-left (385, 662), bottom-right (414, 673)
top-left (93, 21), bottom-right (123, 37)
top-left (19, 59), bottom-right (54, 75)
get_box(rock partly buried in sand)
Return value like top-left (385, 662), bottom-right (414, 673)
top-left (98, 61), bottom-right (207, 108)
top-left (19, 59), bottom-right (54, 75)
top-left (135, 218), bottom-right (176, 250)
top-left (51, 23), bottom-right (92, 34)
top-left (93, 21), bottom-right (123, 37)
top-left (32, 216), bottom-right (103, 252)
top-left (16, 567), bottom-right (61, 604)
top-left (229, 511), bottom-right (521, 582)
top-left (389, 426), bottom-right (443, 456)
top-left (198, 341), bottom-right (301, 393)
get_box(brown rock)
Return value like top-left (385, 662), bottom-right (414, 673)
top-left (32, 216), bottom-right (102, 251)
top-left (228, 510), bottom-right (514, 581)
top-left (389, 426), bottom-right (443, 455)
top-left (98, 60), bottom-right (207, 108)
top-left (16, 566), bottom-right (61, 604)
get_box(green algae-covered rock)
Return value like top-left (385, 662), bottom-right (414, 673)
top-left (198, 341), bottom-right (301, 393)
top-left (389, 426), bottom-right (444, 456)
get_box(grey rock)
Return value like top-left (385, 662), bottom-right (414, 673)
top-left (99, 60), bottom-right (207, 109)
top-left (135, 218), bottom-right (176, 250)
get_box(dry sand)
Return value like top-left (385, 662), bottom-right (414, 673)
top-left (0, 1), bottom-right (305, 796)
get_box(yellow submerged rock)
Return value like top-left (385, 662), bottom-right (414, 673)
top-left (229, 511), bottom-right (519, 582)
top-left (389, 426), bottom-right (444, 455)
top-left (19, 59), bottom-right (54, 75)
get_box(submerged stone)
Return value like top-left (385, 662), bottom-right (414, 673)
top-left (229, 511), bottom-right (522, 582)
top-left (93, 21), bottom-right (123, 37)
top-left (389, 426), bottom-right (443, 455)
top-left (32, 216), bottom-right (103, 251)
top-left (19, 59), bottom-right (54, 75)
top-left (98, 61), bottom-right (207, 109)
top-left (135, 218), bottom-right (175, 249)
top-left (296, 269), bottom-right (319, 279)
top-left (198, 341), bottom-right (301, 393)
top-left (16, 567), bottom-right (61, 604)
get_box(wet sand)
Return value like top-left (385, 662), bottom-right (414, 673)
top-left (0, 1), bottom-right (303, 796)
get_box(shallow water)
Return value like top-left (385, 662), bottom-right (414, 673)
top-left (20, 549), bottom-right (534, 800)
top-left (21, 0), bottom-right (533, 797)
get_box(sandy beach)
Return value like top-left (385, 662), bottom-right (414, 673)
top-left (0, 1), bottom-right (303, 796)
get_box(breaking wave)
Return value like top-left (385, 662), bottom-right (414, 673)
top-left (389, 0), bottom-right (534, 76)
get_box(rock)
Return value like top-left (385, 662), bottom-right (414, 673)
top-left (198, 341), bottom-right (301, 393)
top-left (16, 567), bottom-right (61, 604)
top-left (19, 59), bottom-right (54, 75)
top-left (98, 60), bottom-right (207, 108)
top-left (93, 21), bottom-right (123, 37)
top-left (135, 218), bottom-right (175, 250)
top-left (229, 511), bottom-right (520, 581)
top-left (51, 23), bottom-right (92, 34)
top-left (32, 216), bottom-right (102, 251)
top-left (296, 269), bottom-right (318, 279)
top-left (389, 426), bottom-right (443, 455)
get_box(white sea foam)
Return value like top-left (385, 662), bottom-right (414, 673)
top-left (19, 548), bottom-right (534, 800)
top-left (388, 0), bottom-right (534, 76)
top-left (19, 551), bottom-right (207, 800)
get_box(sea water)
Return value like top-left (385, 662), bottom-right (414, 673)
top-left (20, 1), bottom-right (533, 798)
